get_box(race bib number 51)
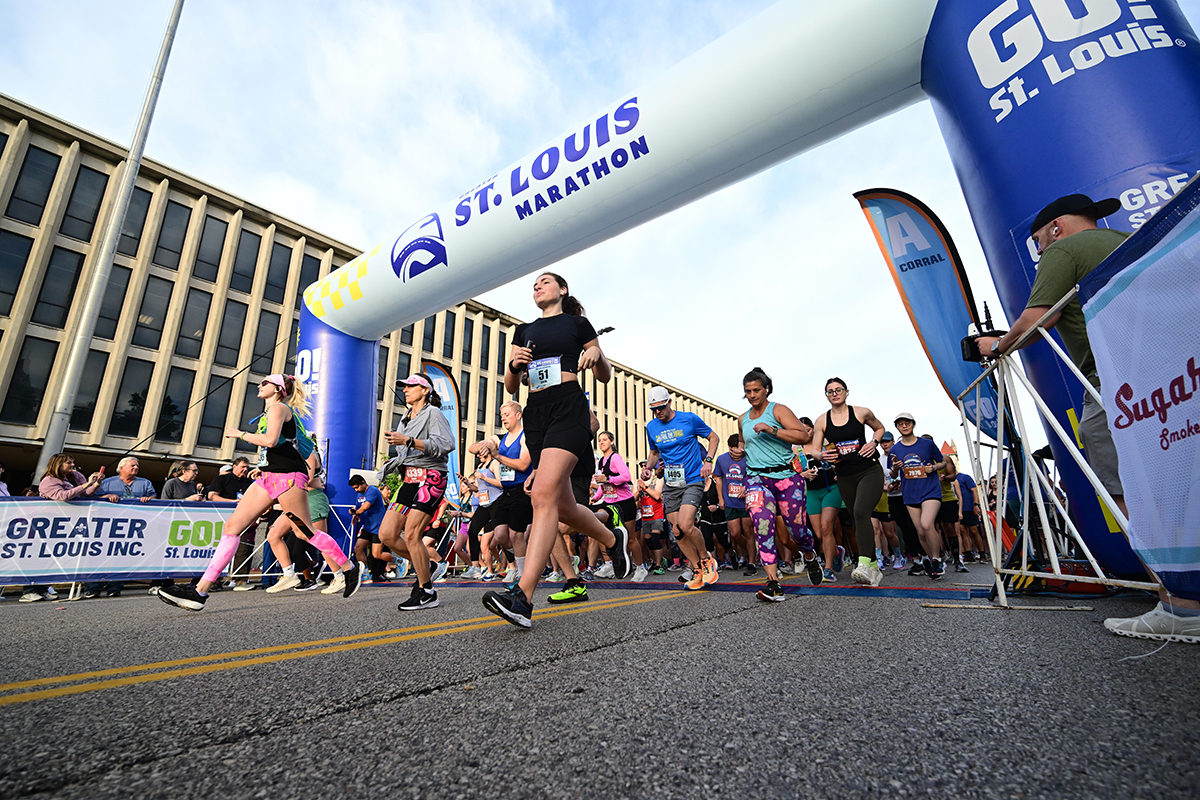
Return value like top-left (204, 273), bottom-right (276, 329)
top-left (529, 357), bottom-right (562, 391)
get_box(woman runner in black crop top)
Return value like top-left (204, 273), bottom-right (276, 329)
top-left (482, 273), bottom-right (632, 629)
top-left (809, 377), bottom-right (887, 588)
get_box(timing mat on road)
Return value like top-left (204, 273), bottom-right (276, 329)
top-left (421, 579), bottom-right (990, 601)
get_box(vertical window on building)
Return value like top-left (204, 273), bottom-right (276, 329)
top-left (442, 311), bottom-right (456, 359)
top-left (461, 317), bottom-right (474, 363)
top-left (69, 350), bottom-right (109, 431)
top-left (0, 336), bottom-right (58, 424)
top-left (400, 324), bottom-right (414, 346)
top-left (214, 299), bottom-right (248, 366)
top-left (175, 288), bottom-right (212, 359)
top-left (31, 247), bottom-right (84, 328)
top-left (479, 324), bottom-right (491, 371)
top-left (395, 351), bottom-right (411, 383)
top-left (94, 265), bottom-right (132, 340)
top-left (4, 145), bottom-right (61, 225)
top-left (152, 200), bottom-right (191, 269)
top-left (495, 381), bottom-right (504, 428)
top-left (229, 229), bottom-right (261, 294)
top-left (422, 314), bottom-right (437, 354)
top-left (285, 318), bottom-right (298, 372)
top-left (377, 345), bottom-right (389, 402)
top-left (60, 166), bottom-right (109, 242)
top-left (497, 330), bottom-right (507, 371)
top-left (117, 187), bottom-right (153, 257)
top-left (297, 253), bottom-right (321, 311)
top-left (477, 375), bottom-right (487, 425)
top-left (192, 215), bottom-right (227, 282)
top-left (460, 371), bottom-right (470, 420)
top-left (197, 375), bottom-right (233, 448)
top-left (130, 275), bottom-right (173, 348)
top-left (107, 357), bottom-right (154, 438)
top-left (251, 310), bottom-right (280, 373)
top-left (0, 132), bottom-right (8, 157)
top-left (156, 366), bottom-right (195, 443)
top-left (264, 242), bottom-right (291, 304)
top-left (0, 230), bottom-right (35, 316)
top-left (234, 382), bottom-right (259, 452)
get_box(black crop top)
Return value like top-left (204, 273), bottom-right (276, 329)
top-left (824, 405), bottom-right (879, 478)
top-left (513, 314), bottom-right (598, 372)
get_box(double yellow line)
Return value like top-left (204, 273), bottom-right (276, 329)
top-left (0, 590), bottom-right (685, 707)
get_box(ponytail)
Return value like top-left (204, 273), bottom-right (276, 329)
top-left (543, 272), bottom-right (586, 316)
top-left (282, 375), bottom-right (311, 418)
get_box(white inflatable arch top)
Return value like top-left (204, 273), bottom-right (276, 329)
top-left (303, 0), bottom-right (938, 341)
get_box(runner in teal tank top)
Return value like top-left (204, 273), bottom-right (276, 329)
top-left (738, 367), bottom-right (823, 601)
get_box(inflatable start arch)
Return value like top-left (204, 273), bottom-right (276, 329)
top-left (297, 0), bottom-right (1200, 576)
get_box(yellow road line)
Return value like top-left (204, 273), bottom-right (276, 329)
top-left (0, 591), bottom-right (682, 707)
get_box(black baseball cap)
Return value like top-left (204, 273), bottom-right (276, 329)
top-left (1030, 193), bottom-right (1121, 235)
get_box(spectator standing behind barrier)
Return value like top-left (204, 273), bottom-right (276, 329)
top-left (98, 457), bottom-right (156, 503)
top-left (974, 193), bottom-right (1200, 639)
top-left (0, 461), bottom-right (9, 496)
top-left (207, 457), bottom-right (253, 502)
top-left (23, 454), bottom-right (102, 602)
top-left (163, 461), bottom-right (203, 501)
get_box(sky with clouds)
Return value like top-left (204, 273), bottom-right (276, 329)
top-left (4, 0), bottom-right (1199, 469)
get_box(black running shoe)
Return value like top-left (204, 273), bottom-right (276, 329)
top-left (158, 583), bottom-right (207, 611)
top-left (398, 585), bottom-right (439, 611)
top-left (928, 559), bottom-right (945, 580)
top-left (955, 562), bottom-right (970, 573)
top-left (342, 560), bottom-right (363, 598)
top-left (803, 554), bottom-right (823, 586)
top-left (908, 560), bottom-right (926, 577)
top-left (482, 585), bottom-right (533, 629)
top-left (607, 526), bottom-right (632, 579)
top-left (743, 564), bottom-right (758, 577)
top-left (756, 580), bottom-right (786, 602)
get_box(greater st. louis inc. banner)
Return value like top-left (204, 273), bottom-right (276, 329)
top-left (0, 499), bottom-right (237, 584)
top-left (1079, 177), bottom-right (1200, 601)
top-left (855, 188), bottom-right (1000, 438)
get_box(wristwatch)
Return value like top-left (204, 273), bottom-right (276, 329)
top-left (703, 457), bottom-right (714, 463)
top-left (990, 340), bottom-right (1000, 354)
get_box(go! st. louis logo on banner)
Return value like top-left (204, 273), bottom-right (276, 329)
top-left (1079, 176), bottom-right (1200, 593)
top-left (0, 499), bottom-right (239, 584)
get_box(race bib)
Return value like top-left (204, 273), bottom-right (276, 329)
top-left (256, 446), bottom-right (268, 468)
top-left (729, 483), bottom-right (746, 499)
top-left (528, 356), bottom-right (562, 391)
top-left (903, 465), bottom-right (926, 480)
top-left (498, 464), bottom-right (516, 482)
top-left (665, 464), bottom-right (686, 488)
top-left (745, 488), bottom-right (766, 511)
top-left (602, 485), bottom-right (619, 502)
top-left (835, 440), bottom-right (860, 457)
top-left (475, 491), bottom-right (487, 504)
top-left (404, 467), bottom-right (427, 484)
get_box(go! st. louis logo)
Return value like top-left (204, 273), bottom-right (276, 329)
top-left (967, 0), bottom-right (1181, 123)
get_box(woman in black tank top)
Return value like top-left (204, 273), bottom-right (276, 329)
top-left (809, 377), bottom-right (887, 587)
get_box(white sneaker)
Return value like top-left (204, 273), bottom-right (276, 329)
top-left (321, 572), bottom-right (346, 595)
top-left (546, 571), bottom-right (563, 582)
top-left (266, 574), bottom-right (303, 593)
top-left (892, 554), bottom-right (907, 570)
top-left (1104, 603), bottom-right (1200, 643)
top-left (594, 562), bottom-right (615, 579)
top-left (19, 592), bottom-right (45, 603)
top-left (232, 581), bottom-right (257, 592)
top-left (851, 561), bottom-right (884, 587)
top-left (44, 586), bottom-right (58, 599)
top-left (503, 566), bottom-right (517, 583)
top-left (632, 564), bottom-right (649, 583)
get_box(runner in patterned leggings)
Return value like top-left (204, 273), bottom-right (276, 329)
top-left (738, 367), bottom-right (823, 602)
top-left (809, 377), bottom-right (887, 587)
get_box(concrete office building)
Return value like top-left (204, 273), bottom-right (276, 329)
top-left (0, 94), bottom-right (737, 492)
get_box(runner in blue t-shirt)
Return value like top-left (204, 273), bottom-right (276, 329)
top-left (349, 476), bottom-right (394, 581)
top-left (712, 434), bottom-right (753, 571)
top-left (642, 386), bottom-right (719, 589)
top-left (885, 412), bottom-right (948, 578)
top-left (955, 471), bottom-right (985, 562)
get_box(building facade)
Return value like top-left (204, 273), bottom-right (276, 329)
top-left (0, 94), bottom-right (737, 492)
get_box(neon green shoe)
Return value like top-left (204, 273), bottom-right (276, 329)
top-left (547, 579), bottom-right (589, 604)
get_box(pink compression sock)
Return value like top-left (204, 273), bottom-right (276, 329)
top-left (202, 534), bottom-right (242, 584)
top-left (307, 530), bottom-right (350, 568)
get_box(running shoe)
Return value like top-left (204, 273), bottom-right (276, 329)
top-left (832, 545), bottom-right (845, 573)
top-left (322, 571), bottom-right (345, 595)
top-left (232, 581), bottom-right (257, 592)
top-left (481, 571), bottom-right (501, 582)
top-left (779, 561), bottom-right (795, 575)
top-left (632, 564), bottom-right (649, 583)
top-left (594, 562), bottom-right (615, 579)
top-left (606, 503), bottom-right (624, 530)
top-left (928, 559), bottom-right (945, 580)
top-left (684, 570), bottom-right (705, 591)
top-left (851, 560), bottom-right (884, 587)
top-left (908, 560), bottom-right (926, 577)
top-left (394, 558), bottom-right (410, 579)
top-left (892, 554), bottom-right (907, 571)
top-left (503, 566), bottom-right (517, 583)
top-left (430, 560), bottom-right (449, 583)
top-left (399, 585), bottom-right (439, 611)
top-left (294, 578), bottom-right (321, 592)
top-left (607, 526), bottom-right (632, 579)
top-left (547, 579), bottom-right (589, 604)
top-left (666, 562), bottom-right (683, 572)
top-left (483, 585), bottom-right (533, 629)
top-left (877, 557), bottom-right (886, 572)
top-left (1103, 602), bottom-right (1200, 643)
top-left (821, 568), bottom-right (837, 583)
top-left (541, 566), bottom-right (553, 578)
top-left (546, 571), bottom-right (564, 582)
top-left (701, 557), bottom-right (719, 586)
top-left (459, 566), bottom-right (480, 580)
top-left (955, 561), bottom-right (970, 574)
top-left (756, 580), bottom-right (786, 603)
top-left (19, 592), bottom-right (46, 603)
top-left (720, 560), bottom-right (733, 571)
top-left (742, 564), bottom-right (757, 577)
top-left (650, 562), bottom-right (665, 576)
top-left (803, 554), bottom-right (823, 586)
top-left (267, 574), bottom-right (302, 594)
top-left (157, 583), bottom-right (207, 611)
top-left (678, 568), bottom-right (693, 584)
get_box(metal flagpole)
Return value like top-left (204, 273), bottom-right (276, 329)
top-left (36, 0), bottom-right (186, 479)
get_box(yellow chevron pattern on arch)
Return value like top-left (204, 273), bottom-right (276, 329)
top-left (305, 244), bottom-right (382, 318)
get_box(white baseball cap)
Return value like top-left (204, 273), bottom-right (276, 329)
top-left (648, 386), bottom-right (670, 406)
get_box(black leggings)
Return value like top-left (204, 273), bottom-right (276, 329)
top-left (837, 462), bottom-right (885, 558)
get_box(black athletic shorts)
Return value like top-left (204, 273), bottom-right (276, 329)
top-left (571, 474), bottom-right (590, 505)
top-left (961, 510), bottom-right (981, 528)
top-left (936, 501), bottom-right (960, 524)
top-left (523, 381), bottom-right (595, 478)
top-left (356, 526), bottom-right (381, 545)
top-left (466, 504), bottom-right (496, 538)
top-left (491, 485), bottom-right (533, 532)
top-left (871, 510), bottom-right (893, 522)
